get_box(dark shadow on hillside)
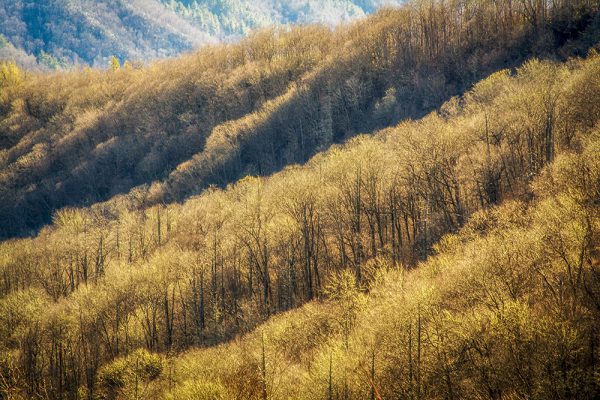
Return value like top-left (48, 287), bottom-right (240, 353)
top-left (1, 5), bottom-right (599, 239)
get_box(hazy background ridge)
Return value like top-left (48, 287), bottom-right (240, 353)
top-left (0, 0), bottom-right (405, 68)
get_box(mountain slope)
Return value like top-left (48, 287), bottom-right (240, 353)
top-left (0, 50), bottom-right (599, 399)
top-left (158, 130), bottom-right (600, 399)
top-left (0, 34), bottom-right (38, 69)
top-left (0, 0), bottom-right (405, 68)
top-left (159, 0), bottom-right (405, 37)
top-left (1, 0), bottom-right (599, 239)
top-left (0, 0), bottom-right (214, 67)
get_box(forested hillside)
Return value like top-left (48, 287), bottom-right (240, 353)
top-left (0, 34), bottom-right (38, 70)
top-left (2, 0), bottom-right (600, 239)
top-left (0, 1), bottom-right (599, 399)
top-left (160, 122), bottom-right (600, 399)
top-left (159, 0), bottom-right (405, 37)
top-left (1, 31), bottom-right (600, 400)
top-left (0, 0), bottom-right (213, 67)
top-left (0, 0), bottom-right (404, 68)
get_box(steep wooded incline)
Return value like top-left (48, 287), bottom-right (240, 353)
top-left (1, 48), bottom-right (599, 399)
top-left (1, 0), bottom-right (599, 238)
top-left (0, 2), bottom-right (600, 399)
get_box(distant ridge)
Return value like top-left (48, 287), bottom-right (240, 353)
top-left (0, 0), bottom-right (405, 68)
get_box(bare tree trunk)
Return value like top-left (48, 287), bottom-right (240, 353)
top-left (261, 332), bottom-right (268, 400)
top-left (329, 352), bottom-right (333, 400)
top-left (417, 309), bottom-right (422, 400)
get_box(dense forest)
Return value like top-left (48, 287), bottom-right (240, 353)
top-left (0, 34), bottom-right (38, 70)
top-left (0, 0), bottom-right (405, 68)
top-left (159, 0), bottom-right (407, 37)
top-left (0, 0), bottom-right (213, 67)
top-left (0, 0), bottom-right (599, 399)
top-left (2, 0), bottom-right (600, 239)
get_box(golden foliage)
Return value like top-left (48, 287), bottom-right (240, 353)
top-left (0, 2), bottom-right (599, 398)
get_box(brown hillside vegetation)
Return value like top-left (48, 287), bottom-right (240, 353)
top-left (160, 135), bottom-right (600, 400)
top-left (1, 0), bottom-right (600, 238)
top-left (0, 45), bottom-right (599, 398)
top-left (161, 129), bottom-right (599, 400)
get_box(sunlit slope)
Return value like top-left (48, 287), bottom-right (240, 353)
top-left (0, 50), bottom-right (599, 399)
top-left (0, 27), bottom-right (334, 236)
top-left (155, 128), bottom-right (599, 399)
top-left (2, 0), bottom-right (599, 239)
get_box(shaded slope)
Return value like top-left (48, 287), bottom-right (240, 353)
top-left (2, 0), bottom-right (599, 238)
top-left (0, 0), bottom-right (213, 67)
top-left (160, 0), bottom-right (406, 36)
top-left (0, 0), bottom-right (406, 67)
top-left (0, 26), bottom-right (334, 236)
